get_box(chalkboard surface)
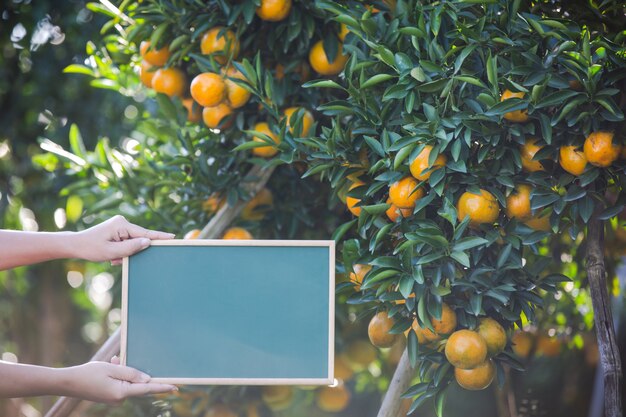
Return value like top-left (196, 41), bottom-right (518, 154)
top-left (120, 240), bottom-right (334, 385)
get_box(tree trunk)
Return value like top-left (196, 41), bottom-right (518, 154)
top-left (377, 349), bottom-right (415, 417)
top-left (586, 212), bottom-right (623, 417)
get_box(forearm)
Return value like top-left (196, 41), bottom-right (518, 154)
top-left (0, 231), bottom-right (79, 271)
top-left (0, 361), bottom-right (71, 398)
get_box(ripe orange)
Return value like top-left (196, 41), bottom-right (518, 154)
top-left (284, 107), bottom-right (314, 136)
top-left (524, 213), bottom-right (551, 231)
top-left (346, 180), bottom-right (364, 216)
top-left (445, 329), bottom-right (488, 369)
top-left (345, 339), bottom-right (377, 367)
top-left (454, 360), bottom-right (495, 390)
top-left (190, 73), bottom-right (227, 107)
top-left (202, 103), bottom-right (233, 129)
top-left (201, 27), bottom-right (239, 64)
top-left (223, 66), bottom-right (251, 109)
top-left (457, 189), bottom-right (500, 226)
top-left (506, 184), bottom-right (532, 220)
top-left (386, 198), bottom-right (412, 222)
top-left (389, 176), bottom-right (424, 209)
top-left (184, 229), bottom-right (201, 239)
top-left (501, 89), bottom-right (528, 122)
top-left (139, 61), bottom-right (156, 88)
top-left (205, 404), bottom-right (237, 417)
top-left (182, 98), bottom-right (201, 123)
top-left (429, 303), bottom-right (458, 336)
top-left (139, 41), bottom-right (170, 66)
top-left (512, 330), bottom-right (533, 358)
top-left (405, 319), bottom-right (428, 344)
top-left (409, 145), bottom-right (447, 181)
top-left (477, 317), bottom-right (507, 356)
top-left (583, 131), bottom-right (621, 167)
top-left (334, 354), bottom-right (354, 381)
top-left (202, 194), bottom-right (225, 213)
top-left (251, 122), bottom-right (281, 158)
top-left (152, 68), bottom-right (186, 97)
top-left (223, 227), bottom-right (253, 240)
top-left (368, 311), bottom-right (400, 348)
top-left (338, 24), bottom-right (349, 41)
top-left (535, 333), bottom-right (562, 357)
top-left (308, 40), bottom-right (348, 76)
top-left (559, 145), bottom-right (588, 176)
top-left (261, 386), bottom-right (293, 411)
top-left (256, 0), bottom-right (292, 21)
top-left (520, 139), bottom-right (545, 172)
top-left (316, 385), bottom-right (350, 413)
top-left (241, 188), bottom-right (274, 220)
top-left (349, 263), bottom-right (371, 290)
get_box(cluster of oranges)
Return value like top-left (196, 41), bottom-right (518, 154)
top-left (365, 302), bottom-right (507, 391)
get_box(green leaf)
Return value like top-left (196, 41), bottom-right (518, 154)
top-left (453, 237), bottom-right (488, 252)
top-left (63, 64), bottom-right (94, 76)
top-left (302, 79), bottom-right (345, 90)
top-left (416, 79), bottom-right (449, 93)
top-left (361, 74), bottom-right (395, 89)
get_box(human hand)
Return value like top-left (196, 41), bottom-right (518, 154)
top-left (73, 215), bottom-right (174, 264)
top-left (61, 358), bottom-right (177, 404)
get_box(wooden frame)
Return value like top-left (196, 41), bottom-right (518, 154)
top-left (121, 239), bottom-right (335, 385)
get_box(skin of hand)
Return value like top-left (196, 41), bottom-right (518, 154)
top-left (0, 215), bottom-right (174, 270)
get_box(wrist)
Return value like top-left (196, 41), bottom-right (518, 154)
top-left (58, 231), bottom-right (83, 260)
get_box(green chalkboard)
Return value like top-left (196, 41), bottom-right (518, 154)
top-left (120, 240), bottom-right (334, 385)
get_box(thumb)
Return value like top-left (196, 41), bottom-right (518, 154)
top-left (109, 237), bottom-right (151, 258)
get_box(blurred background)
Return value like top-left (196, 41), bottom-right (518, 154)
top-left (0, 1), bottom-right (625, 417)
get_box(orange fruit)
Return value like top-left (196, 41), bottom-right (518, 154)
top-left (409, 145), bottom-right (447, 181)
top-left (190, 73), bottom-right (227, 107)
top-left (368, 311), bottom-right (400, 348)
top-left (308, 40), bottom-right (348, 76)
top-left (241, 188), bottom-right (274, 220)
top-left (457, 189), bottom-right (500, 226)
top-left (338, 24), bottom-right (349, 41)
top-left (559, 145), bottom-right (588, 176)
top-left (256, 0), bottom-right (292, 21)
top-left (349, 263), bottom-right (371, 290)
top-left (139, 61), bottom-right (156, 88)
top-left (506, 184), bottom-right (532, 220)
top-left (223, 227), bottom-right (253, 240)
top-left (205, 404), bottom-right (238, 417)
top-left (429, 303), bottom-right (458, 336)
top-left (445, 329), bottom-right (488, 369)
top-left (202, 103), bottom-right (233, 129)
top-left (346, 180), bottom-right (364, 216)
top-left (182, 98), bottom-right (201, 123)
top-left (223, 66), bottom-right (251, 109)
top-left (520, 139), bottom-right (545, 172)
top-left (405, 319), bottom-right (428, 344)
top-left (251, 122), bottom-right (281, 158)
top-left (501, 89), bottom-right (528, 122)
top-left (512, 330), bottom-right (533, 359)
top-left (524, 213), bottom-right (551, 231)
top-left (202, 194), bottom-right (225, 213)
top-left (454, 360), bottom-right (495, 390)
top-left (535, 333), bottom-right (562, 357)
top-left (334, 354), bottom-right (354, 381)
top-left (316, 385), bottom-right (350, 413)
top-left (275, 63), bottom-right (285, 80)
top-left (152, 68), bottom-right (186, 97)
top-left (385, 198), bottom-right (412, 222)
top-left (184, 229), bottom-right (201, 239)
top-left (389, 176), bottom-right (424, 209)
top-left (345, 340), bottom-right (377, 367)
top-left (200, 27), bottom-right (239, 64)
top-left (583, 131), bottom-right (621, 167)
top-left (284, 107), bottom-right (314, 136)
top-left (477, 317), bottom-right (507, 356)
top-left (139, 41), bottom-right (170, 66)
top-left (261, 386), bottom-right (293, 411)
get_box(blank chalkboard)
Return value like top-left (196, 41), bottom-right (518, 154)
top-left (120, 240), bottom-right (335, 385)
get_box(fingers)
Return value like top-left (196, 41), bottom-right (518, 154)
top-left (123, 382), bottom-right (178, 397)
top-left (108, 237), bottom-right (151, 259)
top-left (111, 259), bottom-right (122, 266)
top-left (124, 222), bottom-right (174, 241)
top-left (110, 355), bottom-right (121, 365)
top-left (110, 364), bottom-right (151, 383)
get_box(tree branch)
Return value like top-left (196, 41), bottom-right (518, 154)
top-left (377, 348), bottom-right (415, 417)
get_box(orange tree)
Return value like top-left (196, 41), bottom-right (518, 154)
top-left (37, 0), bottom-right (626, 417)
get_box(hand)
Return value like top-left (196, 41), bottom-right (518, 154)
top-left (74, 216), bottom-right (174, 264)
top-left (62, 358), bottom-right (177, 404)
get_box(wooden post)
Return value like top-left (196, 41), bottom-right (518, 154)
top-left (585, 211), bottom-right (623, 417)
top-left (377, 349), bottom-right (414, 417)
top-left (44, 165), bottom-right (276, 417)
